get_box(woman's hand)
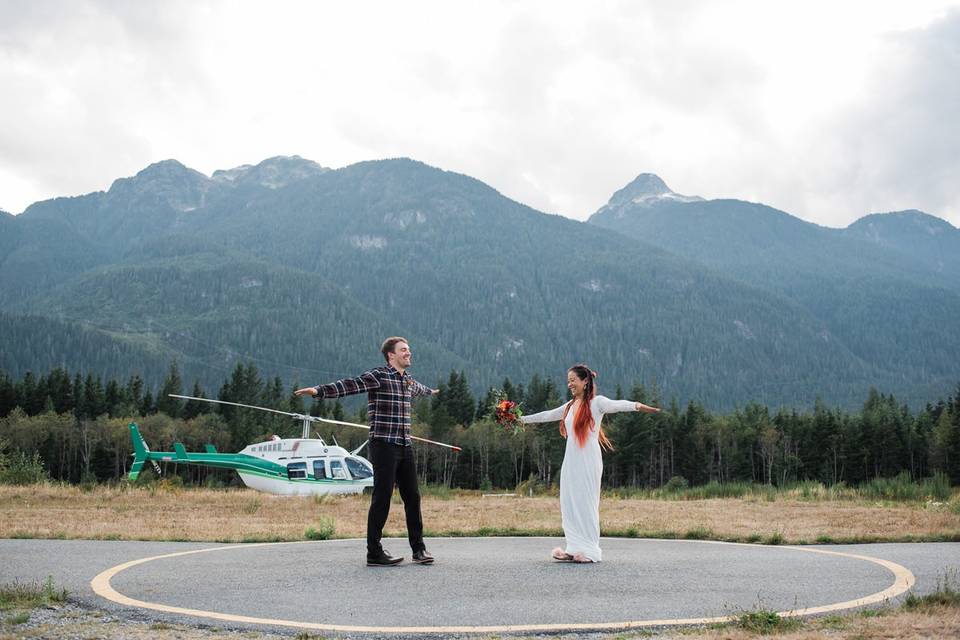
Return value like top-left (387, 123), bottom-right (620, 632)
top-left (635, 402), bottom-right (661, 413)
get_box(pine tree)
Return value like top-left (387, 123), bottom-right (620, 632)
top-left (126, 375), bottom-right (144, 414)
top-left (17, 371), bottom-right (38, 415)
top-left (46, 367), bottom-right (74, 414)
top-left (80, 374), bottom-right (106, 419)
top-left (182, 380), bottom-right (211, 420)
top-left (0, 373), bottom-right (17, 417)
top-left (309, 396), bottom-right (328, 418)
top-left (219, 362), bottom-right (265, 447)
top-left (72, 373), bottom-right (84, 418)
top-left (140, 389), bottom-right (155, 416)
top-left (439, 371), bottom-right (474, 426)
top-left (944, 384), bottom-right (960, 483)
top-left (287, 388), bottom-right (305, 414)
top-left (156, 362), bottom-right (184, 418)
top-left (476, 387), bottom-right (498, 420)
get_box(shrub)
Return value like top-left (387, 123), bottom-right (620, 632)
top-left (737, 609), bottom-right (799, 632)
top-left (0, 451), bottom-right (49, 485)
top-left (903, 569), bottom-right (960, 610)
top-left (662, 475), bottom-right (689, 492)
top-left (0, 576), bottom-right (67, 611)
top-left (305, 516), bottom-right (336, 540)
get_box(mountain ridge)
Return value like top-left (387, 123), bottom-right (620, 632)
top-left (2, 158), bottom-right (957, 409)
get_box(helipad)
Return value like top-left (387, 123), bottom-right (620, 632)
top-left (90, 537), bottom-right (915, 635)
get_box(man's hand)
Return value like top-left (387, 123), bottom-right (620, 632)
top-left (294, 387), bottom-right (318, 397)
top-left (432, 388), bottom-right (440, 396)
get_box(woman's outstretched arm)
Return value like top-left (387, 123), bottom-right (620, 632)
top-left (595, 395), bottom-right (661, 415)
top-left (522, 403), bottom-right (568, 424)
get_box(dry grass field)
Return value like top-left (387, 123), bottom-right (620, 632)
top-left (1, 483), bottom-right (958, 543)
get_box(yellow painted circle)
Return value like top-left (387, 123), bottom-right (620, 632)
top-left (91, 539), bottom-right (915, 634)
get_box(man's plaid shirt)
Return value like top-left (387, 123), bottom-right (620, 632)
top-left (314, 366), bottom-right (433, 446)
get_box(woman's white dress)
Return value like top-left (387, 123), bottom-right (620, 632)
top-left (522, 395), bottom-right (637, 562)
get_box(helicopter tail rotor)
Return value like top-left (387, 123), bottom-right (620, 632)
top-left (128, 423), bottom-right (162, 480)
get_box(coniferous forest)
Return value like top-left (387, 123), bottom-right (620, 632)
top-left (2, 363), bottom-right (958, 491)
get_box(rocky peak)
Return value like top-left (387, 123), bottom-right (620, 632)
top-left (613, 173), bottom-right (672, 202)
top-left (212, 155), bottom-right (330, 189)
top-left (592, 173), bottom-right (703, 220)
top-left (106, 159), bottom-right (214, 213)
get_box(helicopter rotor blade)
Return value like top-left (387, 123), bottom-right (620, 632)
top-left (315, 416), bottom-right (462, 452)
top-left (169, 395), bottom-right (316, 421)
top-left (169, 394), bottom-right (461, 452)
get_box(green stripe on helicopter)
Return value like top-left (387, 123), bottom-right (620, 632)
top-left (128, 423), bottom-right (287, 481)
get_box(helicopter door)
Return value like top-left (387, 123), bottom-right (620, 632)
top-left (313, 460), bottom-right (327, 480)
top-left (329, 459), bottom-right (347, 480)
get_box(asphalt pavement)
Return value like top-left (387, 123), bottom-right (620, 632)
top-left (2, 537), bottom-right (958, 636)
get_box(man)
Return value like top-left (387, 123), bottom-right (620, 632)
top-left (295, 337), bottom-right (438, 566)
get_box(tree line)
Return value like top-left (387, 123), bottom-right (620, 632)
top-left (1, 364), bottom-right (959, 489)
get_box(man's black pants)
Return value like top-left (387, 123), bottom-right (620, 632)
top-left (367, 438), bottom-right (424, 556)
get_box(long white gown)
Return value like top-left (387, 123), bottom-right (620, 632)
top-left (522, 395), bottom-right (638, 562)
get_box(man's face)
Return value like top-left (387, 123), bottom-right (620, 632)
top-left (389, 341), bottom-right (412, 369)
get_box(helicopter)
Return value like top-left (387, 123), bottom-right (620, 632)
top-left (127, 394), bottom-right (460, 496)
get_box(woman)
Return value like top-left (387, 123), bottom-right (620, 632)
top-left (522, 364), bottom-right (660, 563)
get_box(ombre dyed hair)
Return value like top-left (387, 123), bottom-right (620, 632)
top-left (560, 364), bottom-right (614, 451)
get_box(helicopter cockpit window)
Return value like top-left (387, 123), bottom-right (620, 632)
top-left (329, 459), bottom-right (347, 480)
top-left (313, 460), bottom-right (327, 479)
top-left (287, 462), bottom-right (307, 480)
top-left (346, 457), bottom-right (373, 479)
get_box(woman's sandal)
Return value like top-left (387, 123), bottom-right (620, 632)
top-left (572, 553), bottom-right (594, 563)
top-left (551, 547), bottom-right (575, 562)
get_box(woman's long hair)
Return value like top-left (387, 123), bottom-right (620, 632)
top-left (560, 364), bottom-right (614, 451)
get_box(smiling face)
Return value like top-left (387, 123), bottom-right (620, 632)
top-left (567, 369), bottom-right (588, 399)
top-left (388, 341), bottom-right (412, 370)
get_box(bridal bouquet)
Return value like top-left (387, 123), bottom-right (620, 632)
top-left (491, 390), bottom-right (524, 436)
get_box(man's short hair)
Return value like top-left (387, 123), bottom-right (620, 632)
top-left (381, 336), bottom-right (408, 362)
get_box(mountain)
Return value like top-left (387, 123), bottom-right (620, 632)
top-left (589, 175), bottom-right (957, 287)
top-left (594, 173), bottom-right (703, 215)
top-left (211, 155), bottom-right (330, 189)
top-left (2, 160), bottom-right (957, 409)
top-left (1, 156), bottom-right (333, 307)
top-left (0, 313), bottom-right (173, 385)
top-left (844, 210), bottom-right (960, 278)
top-left (588, 175), bottom-right (960, 399)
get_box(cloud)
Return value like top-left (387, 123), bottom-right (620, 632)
top-left (0, 0), bottom-right (956, 229)
top-left (691, 6), bottom-right (960, 227)
top-left (0, 0), bottom-right (213, 208)
top-left (805, 9), bottom-right (960, 226)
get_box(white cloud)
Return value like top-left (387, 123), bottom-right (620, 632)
top-left (0, 0), bottom-right (957, 228)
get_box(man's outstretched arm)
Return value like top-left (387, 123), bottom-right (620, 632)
top-left (409, 379), bottom-right (439, 397)
top-left (295, 370), bottom-right (382, 398)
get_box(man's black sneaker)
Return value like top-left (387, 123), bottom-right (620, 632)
top-left (367, 550), bottom-right (403, 566)
top-left (412, 549), bottom-right (434, 564)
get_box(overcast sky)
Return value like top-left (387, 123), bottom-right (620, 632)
top-left (1, 0), bottom-right (958, 228)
